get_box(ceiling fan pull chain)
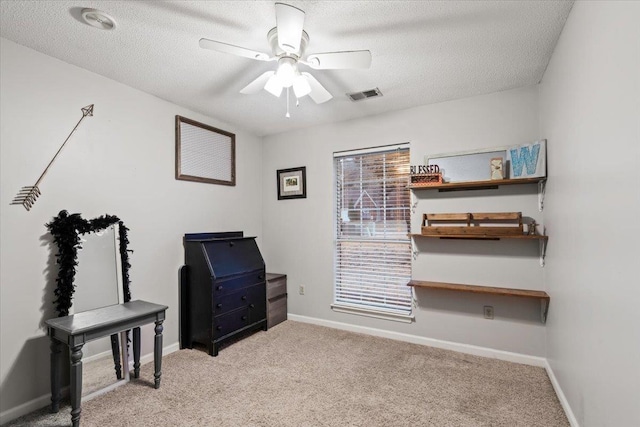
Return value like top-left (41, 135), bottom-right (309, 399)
top-left (286, 87), bottom-right (291, 118)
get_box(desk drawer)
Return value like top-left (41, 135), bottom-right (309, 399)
top-left (212, 270), bottom-right (265, 296)
top-left (214, 284), bottom-right (265, 316)
top-left (267, 293), bottom-right (287, 329)
top-left (213, 303), bottom-right (265, 340)
top-left (266, 275), bottom-right (287, 300)
top-left (213, 308), bottom-right (250, 339)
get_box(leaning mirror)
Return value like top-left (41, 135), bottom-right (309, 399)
top-left (73, 225), bottom-right (126, 399)
top-left (46, 210), bottom-right (133, 401)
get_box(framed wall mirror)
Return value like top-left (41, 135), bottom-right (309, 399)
top-left (46, 211), bottom-right (133, 401)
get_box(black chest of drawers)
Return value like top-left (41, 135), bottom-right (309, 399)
top-left (180, 232), bottom-right (267, 356)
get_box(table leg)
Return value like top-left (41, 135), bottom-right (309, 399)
top-left (154, 320), bottom-right (164, 389)
top-left (110, 334), bottom-right (122, 379)
top-left (70, 345), bottom-right (84, 427)
top-left (133, 327), bottom-right (141, 378)
top-left (50, 338), bottom-right (62, 413)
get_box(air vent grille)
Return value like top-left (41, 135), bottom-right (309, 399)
top-left (347, 88), bottom-right (383, 102)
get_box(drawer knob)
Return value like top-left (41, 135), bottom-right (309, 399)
top-left (216, 303), bottom-right (222, 308)
top-left (241, 316), bottom-right (247, 321)
top-left (216, 326), bottom-right (222, 331)
top-left (241, 296), bottom-right (247, 301)
top-left (216, 286), bottom-right (223, 291)
top-left (249, 304), bottom-right (255, 308)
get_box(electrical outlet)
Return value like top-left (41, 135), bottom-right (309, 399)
top-left (299, 285), bottom-right (305, 295)
top-left (483, 306), bottom-right (494, 319)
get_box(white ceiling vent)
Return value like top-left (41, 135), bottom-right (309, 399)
top-left (347, 88), bottom-right (383, 102)
top-left (81, 8), bottom-right (116, 30)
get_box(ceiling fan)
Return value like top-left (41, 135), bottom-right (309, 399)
top-left (199, 2), bottom-right (371, 111)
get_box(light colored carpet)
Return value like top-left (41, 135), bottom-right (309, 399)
top-left (4, 321), bottom-right (568, 426)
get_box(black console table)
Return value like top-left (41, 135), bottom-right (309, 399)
top-left (46, 300), bottom-right (168, 427)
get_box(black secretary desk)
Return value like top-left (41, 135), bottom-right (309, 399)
top-left (180, 232), bottom-right (267, 356)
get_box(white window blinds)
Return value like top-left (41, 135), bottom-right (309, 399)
top-left (333, 146), bottom-right (412, 317)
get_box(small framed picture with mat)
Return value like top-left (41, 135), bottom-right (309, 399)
top-left (277, 167), bottom-right (306, 200)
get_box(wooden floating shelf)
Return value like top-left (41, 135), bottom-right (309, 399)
top-left (410, 233), bottom-right (548, 241)
top-left (407, 177), bottom-right (545, 191)
top-left (407, 280), bottom-right (550, 323)
top-left (408, 280), bottom-right (549, 300)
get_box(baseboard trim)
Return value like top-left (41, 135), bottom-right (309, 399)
top-left (0, 388), bottom-right (64, 426)
top-left (288, 314), bottom-right (546, 367)
top-left (0, 341), bottom-right (180, 425)
top-left (544, 360), bottom-right (580, 427)
top-left (127, 341), bottom-right (180, 370)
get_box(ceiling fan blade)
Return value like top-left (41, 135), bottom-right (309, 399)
top-left (240, 71), bottom-right (276, 94)
top-left (306, 51), bottom-right (372, 70)
top-left (275, 3), bottom-right (305, 53)
top-left (301, 72), bottom-right (332, 104)
top-left (199, 38), bottom-right (271, 61)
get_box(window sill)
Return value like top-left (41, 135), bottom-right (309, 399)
top-left (331, 304), bottom-right (414, 324)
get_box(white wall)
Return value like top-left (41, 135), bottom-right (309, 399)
top-left (262, 85), bottom-right (546, 357)
top-left (0, 38), bottom-right (263, 418)
top-left (539, 2), bottom-right (640, 426)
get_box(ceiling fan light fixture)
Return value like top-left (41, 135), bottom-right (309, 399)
top-left (276, 57), bottom-right (297, 87)
top-left (292, 74), bottom-right (311, 97)
top-left (264, 75), bottom-right (284, 97)
top-left (199, 3), bottom-right (368, 108)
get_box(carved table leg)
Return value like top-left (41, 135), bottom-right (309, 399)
top-left (70, 345), bottom-right (84, 427)
top-left (154, 320), bottom-right (163, 389)
top-left (133, 327), bottom-right (141, 378)
top-left (50, 338), bottom-right (62, 413)
top-left (110, 334), bottom-right (122, 379)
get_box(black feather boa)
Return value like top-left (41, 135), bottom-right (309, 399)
top-left (46, 210), bottom-right (132, 317)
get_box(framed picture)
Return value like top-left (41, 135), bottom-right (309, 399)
top-left (175, 115), bottom-right (236, 186)
top-left (490, 157), bottom-right (504, 180)
top-left (277, 167), bottom-right (306, 200)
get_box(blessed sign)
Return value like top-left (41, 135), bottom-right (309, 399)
top-left (410, 165), bottom-right (442, 186)
top-left (411, 165), bottom-right (440, 174)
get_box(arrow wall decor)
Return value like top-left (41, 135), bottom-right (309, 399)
top-left (11, 104), bottom-right (94, 211)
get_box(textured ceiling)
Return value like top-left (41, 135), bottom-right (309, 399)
top-left (0, 1), bottom-right (573, 136)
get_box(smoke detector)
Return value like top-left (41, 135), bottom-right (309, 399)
top-left (347, 88), bottom-right (383, 102)
top-left (81, 8), bottom-right (116, 30)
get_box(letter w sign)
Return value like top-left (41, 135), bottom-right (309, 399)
top-left (507, 140), bottom-right (546, 179)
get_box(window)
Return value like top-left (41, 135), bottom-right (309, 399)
top-left (332, 145), bottom-right (413, 322)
